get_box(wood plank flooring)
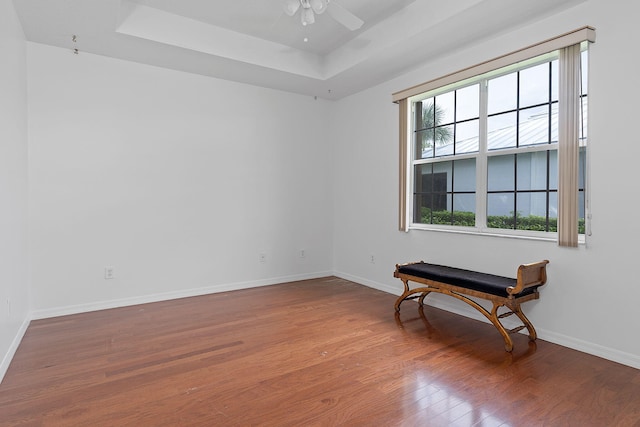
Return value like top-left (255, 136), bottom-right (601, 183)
top-left (1, 277), bottom-right (639, 426)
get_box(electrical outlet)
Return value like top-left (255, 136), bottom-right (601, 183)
top-left (104, 266), bottom-right (115, 279)
top-left (370, 255), bottom-right (375, 264)
top-left (259, 253), bottom-right (267, 263)
top-left (300, 249), bottom-right (306, 258)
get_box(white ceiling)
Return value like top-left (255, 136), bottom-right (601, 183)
top-left (14, 0), bottom-right (585, 100)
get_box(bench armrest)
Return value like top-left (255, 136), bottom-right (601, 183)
top-left (508, 260), bottom-right (549, 295)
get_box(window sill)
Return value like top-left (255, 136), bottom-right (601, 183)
top-left (407, 224), bottom-right (586, 245)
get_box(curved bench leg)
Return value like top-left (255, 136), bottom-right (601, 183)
top-left (512, 305), bottom-right (537, 341)
top-left (421, 288), bottom-right (515, 352)
top-left (394, 279), bottom-right (411, 312)
top-left (417, 290), bottom-right (433, 307)
top-left (490, 303), bottom-right (514, 352)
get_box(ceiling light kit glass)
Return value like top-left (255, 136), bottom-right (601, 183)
top-left (284, 0), bottom-right (329, 26)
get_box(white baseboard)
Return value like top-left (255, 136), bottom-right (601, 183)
top-left (334, 271), bottom-right (400, 295)
top-left (31, 271), bottom-right (333, 320)
top-left (536, 329), bottom-right (640, 369)
top-left (335, 270), bottom-right (640, 370)
top-left (0, 316), bottom-right (31, 384)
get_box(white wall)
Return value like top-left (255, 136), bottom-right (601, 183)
top-left (27, 43), bottom-right (334, 317)
top-left (0, 0), bottom-right (30, 379)
top-left (332, 0), bottom-right (640, 368)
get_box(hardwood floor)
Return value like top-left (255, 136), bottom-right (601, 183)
top-left (1, 277), bottom-right (639, 426)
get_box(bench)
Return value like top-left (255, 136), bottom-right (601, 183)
top-left (393, 260), bottom-right (549, 351)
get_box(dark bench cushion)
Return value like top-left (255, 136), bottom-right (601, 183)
top-left (397, 263), bottom-right (537, 298)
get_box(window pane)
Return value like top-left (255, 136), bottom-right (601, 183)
top-left (453, 194), bottom-right (476, 226)
top-left (487, 193), bottom-right (515, 228)
top-left (414, 164), bottom-right (448, 224)
top-left (413, 158), bottom-right (479, 226)
top-left (413, 194), bottom-right (431, 224)
top-left (436, 91), bottom-right (455, 124)
top-left (433, 125), bottom-right (454, 157)
top-left (519, 105), bottom-right (550, 146)
top-left (456, 84), bottom-right (480, 121)
top-left (549, 150), bottom-right (558, 190)
top-left (414, 164), bottom-right (432, 193)
top-left (416, 99), bottom-right (453, 141)
top-left (488, 73), bottom-right (517, 114)
top-left (516, 192), bottom-right (548, 231)
top-left (578, 191), bottom-right (585, 234)
top-left (578, 191), bottom-right (584, 218)
top-left (432, 195), bottom-right (453, 225)
top-left (415, 129), bottom-right (434, 159)
top-left (517, 151), bottom-right (548, 191)
top-left (549, 191), bottom-right (558, 232)
top-left (432, 161), bottom-right (453, 190)
top-left (578, 147), bottom-right (586, 189)
top-left (551, 60), bottom-right (559, 102)
top-left (414, 195), bottom-right (448, 223)
top-left (488, 155), bottom-right (514, 191)
top-left (551, 103), bottom-right (559, 143)
top-left (455, 119), bottom-right (479, 153)
top-left (453, 158), bottom-right (476, 192)
top-left (488, 112), bottom-right (516, 150)
top-left (487, 193), bottom-right (514, 216)
top-left (549, 191), bottom-right (558, 218)
top-left (520, 62), bottom-right (550, 108)
top-left (579, 97), bottom-right (588, 142)
top-left (415, 98), bottom-right (433, 130)
top-left (581, 50), bottom-right (588, 96)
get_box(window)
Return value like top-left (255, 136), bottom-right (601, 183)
top-left (412, 83), bottom-right (480, 227)
top-left (394, 27), bottom-right (594, 245)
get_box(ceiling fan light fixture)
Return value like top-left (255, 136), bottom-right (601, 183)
top-left (301, 7), bottom-right (315, 26)
top-left (310, 0), bottom-right (329, 14)
top-left (285, 0), bottom-right (360, 30)
top-left (284, 0), bottom-right (301, 16)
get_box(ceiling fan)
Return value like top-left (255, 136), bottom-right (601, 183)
top-left (283, 0), bottom-right (364, 31)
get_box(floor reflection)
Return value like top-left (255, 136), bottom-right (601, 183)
top-left (393, 305), bottom-right (540, 425)
top-left (394, 305), bottom-right (538, 364)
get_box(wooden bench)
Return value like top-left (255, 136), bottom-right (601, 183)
top-left (393, 260), bottom-right (549, 351)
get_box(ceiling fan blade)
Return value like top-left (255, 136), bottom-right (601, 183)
top-left (328, 1), bottom-right (364, 31)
